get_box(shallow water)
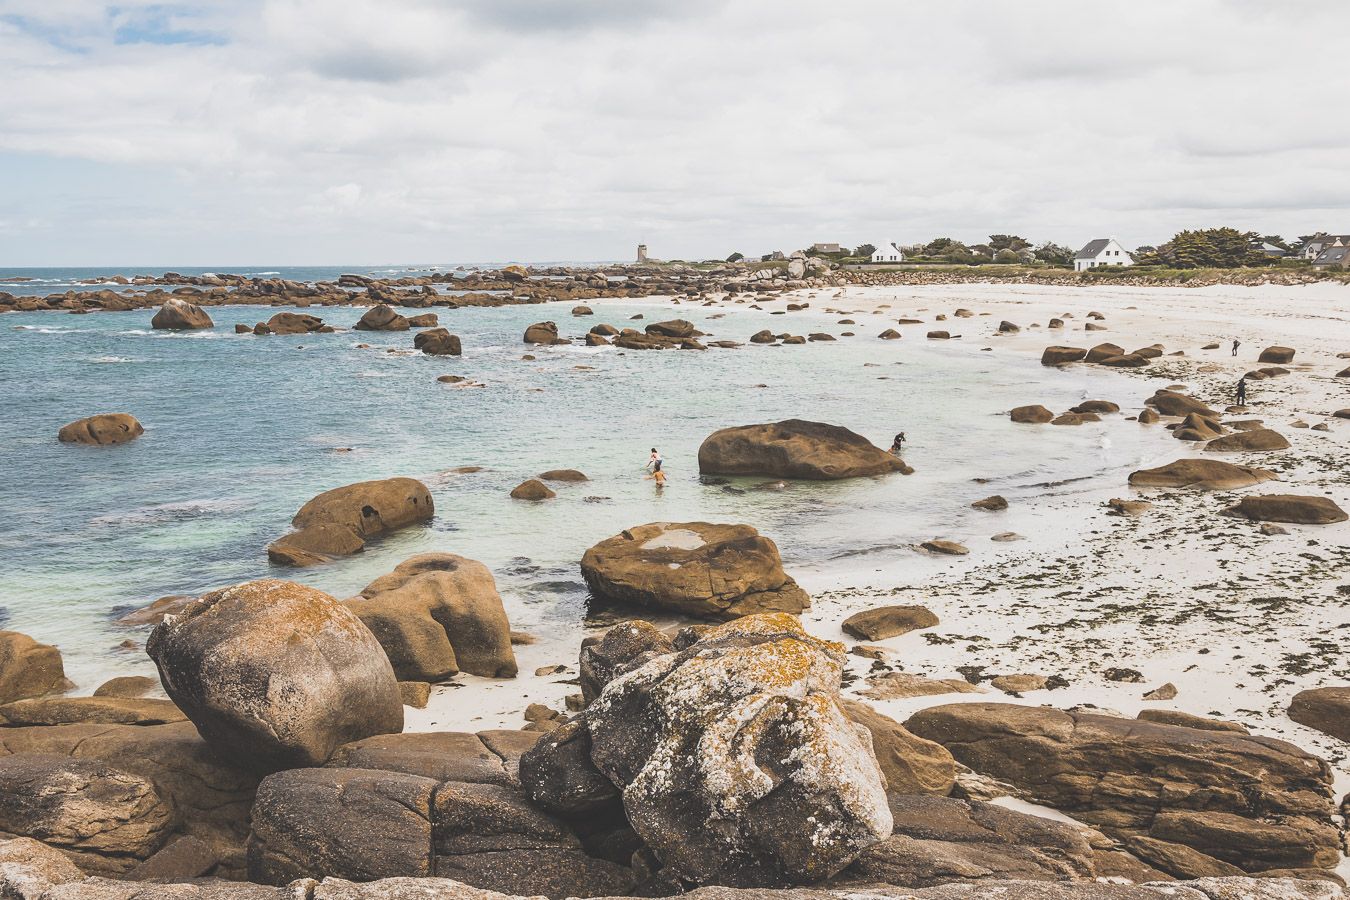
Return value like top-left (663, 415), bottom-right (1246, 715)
top-left (1, 296), bottom-right (1175, 687)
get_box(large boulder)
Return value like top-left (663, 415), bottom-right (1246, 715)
top-left (248, 767), bottom-right (435, 884)
top-left (0, 631), bottom-right (66, 704)
top-left (836, 794), bottom-right (1094, 887)
top-left (645, 320), bottom-right (699, 338)
top-left (150, 298), bottom-right (213, 330)
top-left (1258, 346), bottom-right (1296, 364)
top-left (522, 614), bottom-right (892, 887)
top-left (580, 522), bottom-right (809, 619)
top-left (262, 312), bottom-right (324, 335)
top-left (1040, 346), bottom-right (1086, 366)
top-left (835, 699), bottom-right (955, 796)
top-left (1146, 390), bottom-right (1218, 418)
top-left (1221, 495), bottom-right (1348, 525)
top-left (524, 322), bottom-right (561, 344)
top-left (344, 554), bottom-right (517, 682)
top-left (354, 305), bottom-right (410, 331)
top-left (1128, 459), bottom-right (1277, 491)
top-left (841, 606), bottom-right (938, 641)
top-left (327, 730), bottom-right (539, 786)
top-left (1287, 688), bottom-right (1350, 742)
top-left (147, 580), bottom-right (404, 772)
top-left (1010, 405), bottom-right (1054, 424)
top-left (268, 477), bottom-right (434, 566)
top-left (413, 328), bottom-right (461, 356)
top-left (57, 413), bottom-right (143, 446)
top-left (578, 621), bottom-right (675, 704)
top-left (1205, 429), bottom-right (1290, 452)
top-left (698, 420), bottom-right (909, 480)
top-left (0, 755), bottom-right (173, 874)
top-left (904, 703), bottom-right (1339, 876)
top-left (1084, 343), bottom-right (1125, 364)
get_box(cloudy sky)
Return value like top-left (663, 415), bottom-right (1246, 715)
top-left (1, 0), bottom-right (1345, 266)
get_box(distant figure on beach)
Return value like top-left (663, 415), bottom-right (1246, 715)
top-left (1231, 339), bottom-right (1240, 357)
top-left (1236, 377), bottom-right (1247, 406)
top-left (645, 448), bottom-right (662, 473)
top-left (889, 432), bottom-right (906, 455)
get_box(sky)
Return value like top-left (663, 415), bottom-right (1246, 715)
top-left (1, 0), bottom-right (1346, 266)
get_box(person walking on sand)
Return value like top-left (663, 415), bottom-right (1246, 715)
top-left (1231, 339), bottom-right (1240, 357)
top-left (1236, 376), bottom-right (1247, 406)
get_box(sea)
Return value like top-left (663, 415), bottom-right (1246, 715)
top-left (0, 265), bottom-right (1178, 688)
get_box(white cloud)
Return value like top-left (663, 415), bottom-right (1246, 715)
top-left (0, 0), bottom-right (1344, 265)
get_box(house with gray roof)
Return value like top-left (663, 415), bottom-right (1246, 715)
top-left (1312, 244), bottom-right (1350, 268)
top-left (1074, 238), bottom-right (1133, 272)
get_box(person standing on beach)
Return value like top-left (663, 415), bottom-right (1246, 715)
top-left (1236, 377), bottom-right (1247, 406)
top-left (1231, 339), bottom-right (1240, 357)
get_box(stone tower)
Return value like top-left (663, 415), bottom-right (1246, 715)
top-left (636, 244), bottom-right (648, 263)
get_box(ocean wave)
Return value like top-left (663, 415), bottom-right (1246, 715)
top-left (356, 371), bottom-right (397, 377)
top-left (90, 498), bottom-right (253, 528)
top-left (88, 356), bottom-right (138, 364)
top-left (13, 325), bottom-right (80, 334)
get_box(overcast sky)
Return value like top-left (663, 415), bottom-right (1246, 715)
top-left (1, 0), bottom-right (1345, 266)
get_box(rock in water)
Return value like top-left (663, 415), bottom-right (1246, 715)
top-left (580, 522), bottom-right (809, 619)
top-left (345, 553), bottom-right (517, 681)
top-left (354, 305), bottom-right (410, 331)
top-left (522, 614), bottom-right (892, 886)
top-left (1009, 405), bottom-right (1054, 424)
top-left (147, 580), bottom-right (404, 771)
top-left (413, 328), bottom-right (461, 356)
top-left (1288, 687), bottom-right (1350, 742)
top-left (1040, 346), bottom-right (1086, 365)
top-left (268, 477), bottom-right (434, 566)
top-left (1127, 459), bottom-right (1277, 491)
top-left (150, 298), bottom-right (213, 330)
top-left (904, 702), bottom-right (1339, 876)
top-left (509, 479), bottom-right (556, 501)
top-left (698, 419), bottom-right (909, 480)
top-left (523, 322), bottom-right (561, 344)
top-left (1220, 494), bottom-right (1348, 525)
top-left (57, 413), bottom-right (144, 446)
top-left (0, 631), bottom-right (66, 704)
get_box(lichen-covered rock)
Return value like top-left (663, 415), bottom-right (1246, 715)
top-left (1128, 459), bottom-right (1277, 491)
top-left (525, 613), bottom-right (892, 887)
top-left (147, 580), bottom-right (403, 771)
top-left (580, 522), bottom-right (809, 620)
top-left (0, 631), bottom-right (66, 705)
top-left (578, 621), bottom-right (674, 703)
top-left (268, 477), bottom-right (434, 566)
top-left (698, 420), bottom-right (909, 480)
top-left (0, 755), bottom-right (173, 873)
top-left (904, 703), bottom-right (1339, 876)
top-left (344, 554), bottom-right (517, 681)
top-left (150, 298), bottom-right (213, 330)
top-left (57, 413), bottom-right (144, 446)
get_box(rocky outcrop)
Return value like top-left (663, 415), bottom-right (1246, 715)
top-left (0, 631), bottom-right (66, 704)
top-left (150, 298), bottom-right (213, 330)
top-left (904, 703), bottom-right (1340, 877)
top-left (1010, 406), bottom-right (1054, 424)
top-left (835, 699), bottom-right (955, 796)
top-left (1287, 688), bottom-right (1350, 742)
top-left (524, 322), bottom-right (562, 344)
top-left (538, 469), bottom-right (587, 482)
top-left (344, 554), bottom-right (517, 682)
top-left (354, 305), bottom-right (410, 331)
top-left (1172, 413), bottom-right (1224, 442)
top-left (841, 606), bottom-right (939, 641)
top-left (1258, 346), bottom-right (1296, 364)
top-left (414, 328), bottom-right (461, 356)
top-left (1127, 459), bottom-right (1277, 491)
top-left (147, 580), bottom-right (403, 771)
top-left (1085, 343), bottom-right (1125, 364)
top-left (698, 420), bottom-right (909, 480)
top-left (0, 755), bottom-right (173, 874)
top-left (1146, 390), bottom-right (1217, 418)
top-left (836, 794), bottom-right (1094, 888)
top-left (1205, 429), bottom-right (1290, 452)
top-left (1040, 346), bottom-right (1087, 366)
top-left (1220, 495), bottom-right (1348, 525)
top-left (268, 477), bottom-right (434, 566)
top-left (57, 413), bottom-right (144, 446)
top-left (0, 696), bottom-right (184, 726)
top-left (580, 522), bottom-right (809, 619)
top-left (521, 614), bottom-right (892, 887)
top-left (260, 312), bottom-right (325, 335)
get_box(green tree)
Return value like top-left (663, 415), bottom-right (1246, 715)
top-left (1034, 242), bottom-right (1074, 265)
top-left (989, 234), bottom-right (1031, 252)
top-left (924, 237), bottom-right (960, 255)
top-left (853, 243), bottom-right (877, 258)
top-left (1159, 228), bottom-right (1263, 268)
top-left (994, 249), bottom-right (1021, 263)
top-left (726, 252), bottom-right (744, 263)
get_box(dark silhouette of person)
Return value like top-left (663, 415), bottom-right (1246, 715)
top-left (1236, 377), bottom-right (1247, 406)
top-left (1231, 339), bottom-right (1240, 357)
top-left (889, 432), bottom-right (906, 455)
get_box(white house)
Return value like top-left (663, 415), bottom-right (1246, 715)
top-left (1302, 234), bottom-right (1349, 260)
top-left (871, 242), bottom-right (904, 263)
top-left (1074, 238), bottom-right (1133, 272)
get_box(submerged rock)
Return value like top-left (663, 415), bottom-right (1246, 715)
top-left (579, 522), bottom-right (809, 620)
top-left (698, 419), bottom-right (909, 480)
top-left (57, 413), bottom-right (144, 446)
top-left (147, 580), bottom-right (403, 772)
top-left (509, 479), bottom-right (556, 501)
top-left (268, 477), bottom-right (434, 566)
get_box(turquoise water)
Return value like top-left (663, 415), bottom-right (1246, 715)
top-left (1, 294), bottom-right (1171, 687)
